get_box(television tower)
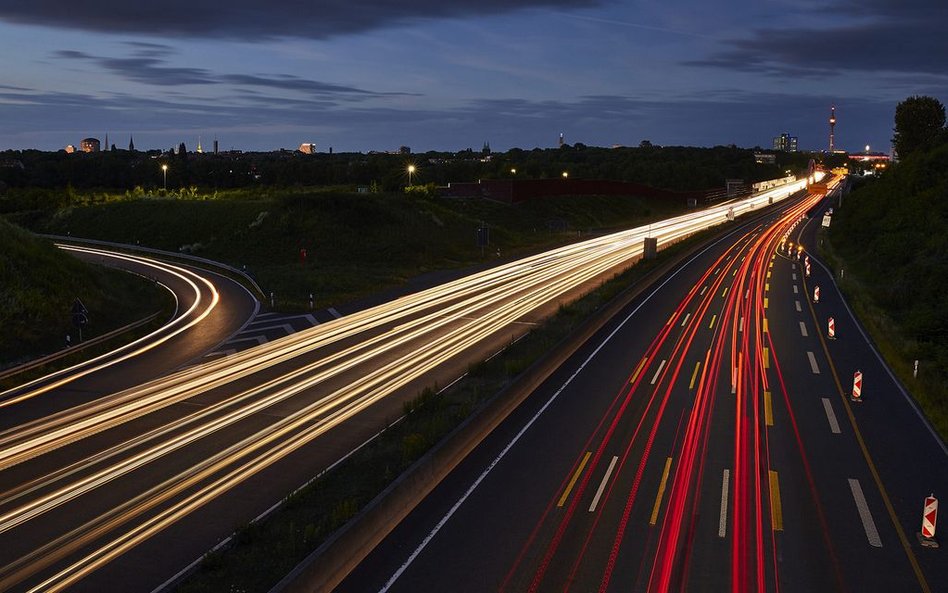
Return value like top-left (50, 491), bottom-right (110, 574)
top-left (829, 105), bottom-right (836, 152)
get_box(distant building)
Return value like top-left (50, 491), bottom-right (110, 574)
top-left (772, 133), bottom-right (797, 152)
top-left (298, 143), bottom-right (317, 154)
top-left (398, 145), bottom-right (411, 155)
top-left (213, 139), bottom-right (219, 154)
top-left (754, 152), bottom-right (777, 164)
top-left (129, 136), bottom-right (135, 151)
top-left (80, 138), bottom-right (101, 153)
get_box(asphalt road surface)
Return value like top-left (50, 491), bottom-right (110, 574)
top-left (340, 187), bottom-right (947, 593)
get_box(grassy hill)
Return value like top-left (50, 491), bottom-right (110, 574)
top-left (0, 217), bottom-right (168, 367)
top-left (28, 188), bottom-right (685, 310)
top-left (827, 142), bottom-right (948, 437)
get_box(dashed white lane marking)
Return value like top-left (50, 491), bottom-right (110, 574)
top-left (795, 300), bottom-right (802, 312)
top-left (822, 398), bottom-right (841, 434)
top-left (651, 359), bottom-right (667, 385)
top-left (328, 307), bottom-right (343, 319)
top-left (807, 351), bottom-right (820, 374)
top-left (680, 312), bottom-right (691, 327)
top-left (799, 321), bottom-right (808, 337)
top-left (589, 456), bottom-right (619, 512)
top-left (793, 285), bottom-right (799, 294)
top-left (719, 469), bottom-right (730, 538)
top-left (848, 478), bottom-right (883, 547)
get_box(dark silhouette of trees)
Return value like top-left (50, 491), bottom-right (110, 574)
top-left (893, 96), bottom-right (946, 159)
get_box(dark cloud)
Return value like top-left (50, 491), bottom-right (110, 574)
top-left (0, 1), bottom-right (599, 40)
top-left (689, 0), bottom-right (948, 77)
top-left (52, 48), bottom-right (407, 97)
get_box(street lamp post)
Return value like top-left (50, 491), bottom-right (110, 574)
top-left (161, 164), bottom-right (168, 191)
top-left (407, 165), bottom-right (416, 186)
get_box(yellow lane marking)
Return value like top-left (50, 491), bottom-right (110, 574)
top-left (765, 282), bottom-right (770, 292)
top-left (689, 361), bottom-right (702, 390)
top-left (667, 313), bottom-right (675, 325)
top-left (767, 270), bottom-right (772, 279)
top-left (763, 318), bottom-right (769, 334)
top-left (709, 314), bottom-right (717, 329)
top-left (764, 297), bottom-right (769, 309)
top-left (769, 470), bottom-right (783, 531)
top-left (721, 287), bottom-right (728, 298)
top-left (630, 357), bottom-right (648, 384)
top-left (764, 390), bottom-right (773, 426)
top-left (763, 347), bottom-right (770, 369)
top-left (650, 457), bottom-right (674, 525)
top-left (732, 269), bottom-right (737, 277)
top-left (558, 451), bottom-right (591, 507)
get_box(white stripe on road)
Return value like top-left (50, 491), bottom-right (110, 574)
top-left (792, 273), bottom-right (797, 280)
top-left (375, 238), bottom-right (731, 592)
top-left (328, 307), bottom-right (343, 319)
top-left (807, 351), bottom-right (820, 374)
top-left (719, 469), bottom-right (730, 538)
top-left (795, 300), bottom-right (802, 312)
top-left (848, 478), bottom-right (883, 547)
top-left (680, 312), bottom-right (691, 327)
top-left (793, 285), bottom-right (799, 294)
top-left (799, 321), bottom-right (808, 337)
top-left (739, 317), bottom-right (744, 332)
top-left (822, 398), bottom-right (841, 434)
top-left (651, 359), bottom-right (667, 385)
top-left (700, 286), bottom-right (707, 296)
top-left (589, 456), bottom-right (619, 512)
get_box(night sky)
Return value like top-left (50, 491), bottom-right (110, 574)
top-left (1, 0), bottom-right (944, 153)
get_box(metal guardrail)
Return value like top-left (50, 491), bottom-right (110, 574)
top-left (0, 312), bottom-right (159, 381)
top-left (41, 234), bottom-right (266, 299)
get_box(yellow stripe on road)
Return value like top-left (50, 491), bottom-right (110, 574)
top-left (764, 390), bottom-right (773, 426)
top-left (769, 470), bottom-right (783, 531)
top-left (650, 457), bottom-right (674, 525)
top-left (709, 314), bottom-right (717, 329)
top-left (558, 451), bottom-right (591, 507)
top-left (764, 297), bottom-right (769, 309)
top-left (721, 287), bottom-right (728, 298)
top-left (630, 357), bottom-right (648, 384)
top-left (763, 347), bottom-right (770, 369)
top-left (689, 361), bottom-right (702, 390)
top-left (763, 318), bottom-right (769, 334)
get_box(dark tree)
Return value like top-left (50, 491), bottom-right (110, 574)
top-left (893, 96), bottom-right (946, 159)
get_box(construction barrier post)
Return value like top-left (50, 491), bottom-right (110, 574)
top-left (918, 495), bottom-right (939, 548)
top-left (813, 285), bottom-right (820, 304)
top-left (828, 317), bottom-right (836, 340)
top-left (851, 370), bottom-right (863, 402)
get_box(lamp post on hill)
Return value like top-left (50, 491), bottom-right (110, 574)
top-left (161, 164), bottom-right (168, 191)
top-left (407, 164), bottom-right (416, 186)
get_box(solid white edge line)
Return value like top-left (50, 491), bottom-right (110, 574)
top-left (377, 225), bottom-right (743, 592)
top-left (822, 398), bottom-right (841, 434)
top-left (848, 478), bottom-right (883, 547)
top-left (718, 469), bottom-right (730, 538)
top-left (807, 247), bottom-right (948, 457)
top-left (588, 456), bottom-right (619, 513)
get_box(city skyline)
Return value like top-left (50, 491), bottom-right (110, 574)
top-left (1, 0), bottom-right (945, 153)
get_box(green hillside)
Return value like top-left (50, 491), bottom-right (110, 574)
top-left (0, 217), bottom-right (167, 367)
top-left (827, 142), bottom-right (948, 436)
top-left (29, 189), bottom-right (683, 310)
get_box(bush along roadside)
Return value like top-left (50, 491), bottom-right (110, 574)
top-left (175, 226), bottom-right (717, 593)
top-left (818, 226), bottom-right (947, 441)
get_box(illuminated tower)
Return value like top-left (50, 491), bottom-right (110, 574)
top-left (829, 105), bottom-right (836, 152)
top-left (559, 132), bottom-right (564, 148)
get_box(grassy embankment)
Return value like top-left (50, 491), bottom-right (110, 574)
top-left (23, 187), bottom-right (685, 310)
top-left (822, 143), bottom-right (948, 440)
top-left (0, 216), bottom-right (170, 371)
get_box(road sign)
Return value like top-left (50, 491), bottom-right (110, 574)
top-left (851, 370), bottom-right (863, 402)
top-left (813, 285), bottom-right (820, 303)
top-left (71, 298), bottom-right (89, 328)
top-left (919, 495), bottom-right (939, 547)
top-left (828, 317), bottom-right (836, 339)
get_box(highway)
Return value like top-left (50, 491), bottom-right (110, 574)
top-left (0, 178), bottom-right (832, 592)
top-left (339, 182), bottom-right (948, 593)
